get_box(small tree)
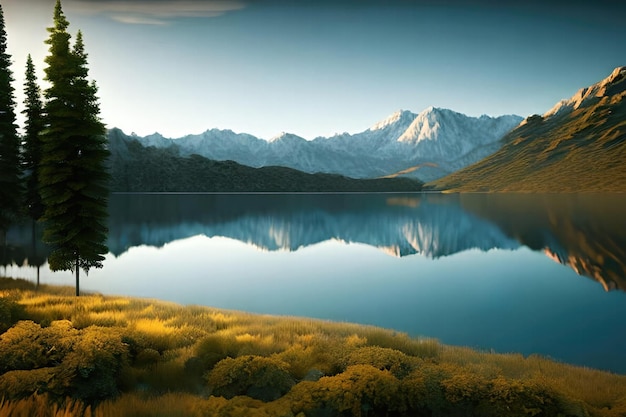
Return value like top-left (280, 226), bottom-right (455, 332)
top-left (22, 55), bottom-right (46, 287)
top-left (22, 54), bottom-right (45, 222)
top-left (0, 4), bottom-right (22, 237)
top-left (40, 0), bottom-right (109, 296)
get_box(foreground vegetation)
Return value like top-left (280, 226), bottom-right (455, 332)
top-left (0, 277), bottom-right (625, 417)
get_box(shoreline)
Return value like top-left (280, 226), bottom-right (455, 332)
top-left (0, 277), bottom-right (625, 416)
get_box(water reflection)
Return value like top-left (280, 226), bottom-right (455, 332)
top-left (459, 194), bottom-right (626, 292)
top-left (3, 193), bottom-right (626, 292)
top-left (106, 193), bottom-right (520, 258)
top-left (3, 193), bottom-right (626, 373)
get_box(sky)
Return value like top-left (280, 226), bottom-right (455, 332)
top-left (3, 0), bottom-right (625, 140)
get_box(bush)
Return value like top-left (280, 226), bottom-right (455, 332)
top-left (0, 320), bottom-right (77, 372)
top-left (0, 292), bottom-right (25, 332)
top-left (192, 333), bottom-right (239, 371)
top-left (345, 346), bottom-right (418, 379)
top-left (274, 337), bottom-right (348, 380)
top-left (206, 355), bottom-right (295, 401)
top-left (134, 348), bottom-right (161, 368)
top-left (400, 362), bottom-right (586, 417)
top-left (290, 364), bottom-right (401, 417)
top-left (50, 327), bottom-right (129, 402)
top-left (0, 368), bottom-right (56, 399)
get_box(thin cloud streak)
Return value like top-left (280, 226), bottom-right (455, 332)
top-left (65, 0), bottom-right (247, 24)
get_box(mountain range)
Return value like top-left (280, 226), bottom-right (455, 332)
top-left (107, 130), bottom-right (421, 192)
top-left (106, 67), bottom-right (626, 191)
top-left (429, 66), bottom-right (626, 192)
top-left (121, 107), bottom-right (522, 182)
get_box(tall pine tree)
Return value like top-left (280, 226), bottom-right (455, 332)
top-left (0, 4), bottom-right (22, 236)
top-left (40, 0), bottom-right (109, 296)
top-left (22, 55), bottom-right (45, 221)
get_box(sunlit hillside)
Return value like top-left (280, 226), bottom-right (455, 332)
top-left (0, 278), bottom-right (625, 417)
top-left (428, 67), bottom-right (626, 192)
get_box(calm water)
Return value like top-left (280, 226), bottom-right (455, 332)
top-left (4, 193), bottom-right (626, 373)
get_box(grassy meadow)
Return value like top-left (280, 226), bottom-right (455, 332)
top-left (0, 277), bottom-right (625, 417)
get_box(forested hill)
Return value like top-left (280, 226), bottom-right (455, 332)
top-left (107, 129), bottom-right (423, 192)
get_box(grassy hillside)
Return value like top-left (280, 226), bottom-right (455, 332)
top-left (0, 277), bottom-right (625, 417)
top-left (108, 130), bottom-right (422, 192)
top-left (428, 70), bottom-right (626, 192)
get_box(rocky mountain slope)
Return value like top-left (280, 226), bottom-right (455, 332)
top-left (428, 67), bottom-right (626, 192)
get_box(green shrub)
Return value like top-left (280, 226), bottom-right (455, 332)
top-left (345, 346), bottom-right (418, 379)
top-left (134, 348), bottom-right (161, 368)
top-left (477, 376), bottom-right (586, 417)
top-left (273, 344), bottom-right (319, 380)
top-left (0, 320), bottom-right (77, 372)
top-left (274, 336), bottom-right (349, 380)
top-left (400, 362), bottom-right (586, 417)
top-left (0, 292), bottom-right (25, 332)
top-left (192, 333), bottom-right (238, 371)
top-left (50, 327), bottom-right (129, 402)
top-left (0, 368), bottom-right (56, 399)
top-left (290, 364), bottom-right (401, 417)
top-left (400, 362), bottom-right (456, 414)
top-left (206, 355), bottom-right (295, 401)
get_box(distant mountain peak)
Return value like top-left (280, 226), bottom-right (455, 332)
top-left (369, 109), bottom-right (416, 131)
top-left (269, 131), bottom-right (288, 142)
top-left (268, 132), bottom-right (305, 143)
top-left (396, 107), bottom-right (521, 145)
top-left (422, 105), bottom-right (442, 114)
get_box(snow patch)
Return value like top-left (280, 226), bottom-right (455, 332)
top-left (369, 109), bottom-right (416, 131)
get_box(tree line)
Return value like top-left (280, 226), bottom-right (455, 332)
top-left (0, 0), bottom-right (109, 296)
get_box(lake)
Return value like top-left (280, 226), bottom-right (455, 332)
top-left (4, 193), bottom-right (626, 374)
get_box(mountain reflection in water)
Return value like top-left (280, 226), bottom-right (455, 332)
top-left (458, 194), bottom-right (626, 292)
top-left (4, 193), bottom-right (626, 374)
top-left (5, 193), bottom-right (625, 293)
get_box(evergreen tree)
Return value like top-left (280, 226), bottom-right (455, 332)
top-left (40, 0), bottom-right (109, 296)
top-left (22, 54), bottom-right (45, 221)
top-left (0, 4), bottom-right (22, 235)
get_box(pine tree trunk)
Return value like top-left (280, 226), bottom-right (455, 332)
top-left (1, 229), bottom-right (6, 277)
top-left (75, 254), bottom-right (79, 296)
top-left (31, 220), bottom-right (39, 289)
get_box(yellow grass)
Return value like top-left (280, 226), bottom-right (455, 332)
top-left (0, 277), bottom-right (624, 417)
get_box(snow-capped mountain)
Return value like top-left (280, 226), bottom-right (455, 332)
top-left (123, 107), bottom-right (522, 181)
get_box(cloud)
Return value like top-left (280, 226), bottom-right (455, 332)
top-left (65, 0), bottom-right (247, 24)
